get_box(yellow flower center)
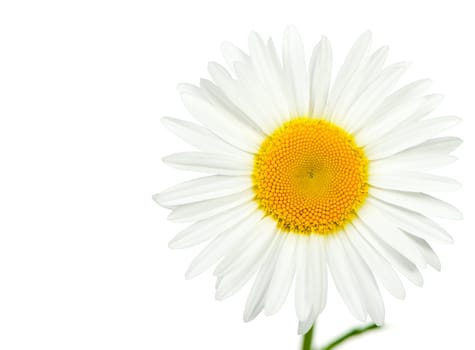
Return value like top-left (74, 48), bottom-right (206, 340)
top-left (253, 117), bottom-right (369, 235)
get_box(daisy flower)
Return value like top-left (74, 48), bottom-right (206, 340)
top-left (154, 26), bottom-right (462, 335)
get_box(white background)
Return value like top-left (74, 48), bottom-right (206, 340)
top-left (0, 0), bottom-right (473, 349)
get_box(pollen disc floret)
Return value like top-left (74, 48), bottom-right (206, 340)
top-left (253, 117), bottom-right (369, 235)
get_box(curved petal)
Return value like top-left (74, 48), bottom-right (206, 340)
top-left (282, 26), bottom-right (309, 117)
top-left (346, 223), bottom-right (405, 299)
top-left (357, 204), bottom-right (426, 267)
top-left (294, 235), bottom-right (311, 321)
top-left (243, 231), bottom-right (283, 322)
top-left (162, 152), bottom-right (252, 175)
top-left (352, 218), bottom-right (424, 286)
top-left (309, 36), bottom-right (332, 117)
top-left (167, 202), bottom-right (256, 249)
top-left (264, 233), bottom-right (298, 315)
top-left (161, 117), bottom-right (247, 156)
top-left (167, 190), bottom-right (254, 223)
top-left (185, 210), bottom-right (262, 279)
top-left (368, 197), bottom-right (454, 243)
top-left (155, 175), bottom-right (252, 207)
top-left (340, 233), bottom-right (385, 325)
top-left (365, 116), bottom-right (462, 160)
top-left (326, 31), bottom-right (372, 119)
top-left (334, 46), bottom-right (389, 125)
top-left (370, 172), bottom-right (461, 193)
top-left (326, 234), bottom-right (366, 321)
top-left (369, 187), bottom-right (462, 220)
top-left (181, 93), bottom-right (263, 152)
top-left (214, 218), bottom-right (275, 300)
top-left (221, 41), bottom-right (249, 74)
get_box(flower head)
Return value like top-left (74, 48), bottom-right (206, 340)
top-left (155, 26), bottom-right (462, 334)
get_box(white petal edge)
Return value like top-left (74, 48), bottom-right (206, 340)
top-left (243, 231), bottom-right (283, 322)
top-left (365, 116), bottom-right (462, 160)
top-left (309, 36), bottom-right (332, 117)
top-left (326, 31), bottom-right (372, 119)
top-left (185, 210), bottom-right (263, 279)
top-left (282, 25), bottom-right (309, 117)
top-left (370, 172), bottom-right (461, 193)
top-left (264, 233), bottom-right (298, 316)
top-left (369, 187), bottom-right (463, 220)
top-left (167, 190), bottom-right (254, 223)
top-left (181, 92), bottom-right (263, 153)
top-left (162, 152), bottom-right (252, 175)
top-left (345, 223), bottom-right (405, 299)
top-left (352, 217), bottom-right (424, 286)
top-left (214, 218), bottom-right (276, 300)
top-left (406, 234), bottom-right (441, 271)
top-left (161, 117), bottom-right (247, 156)
top-left (357, 204), bottom-right (426, 267)
top-left (168, 201), bottom-right (257, 249)
top-left (326, 233), bottom-right (367, 321)
top-left (368, 197), bottom-right (454, 243)
top-left (155, 175), bottom-right (252, 207)
top-left (340, 233), bottom-right (385, 325)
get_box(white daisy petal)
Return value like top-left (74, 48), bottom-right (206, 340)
top-left (233, 61), bottom-right (282, 133)
top-left (344, 62), bottom-right (410, 135)
top-left (404, 136), bottom-right (463, 155)
top-left (267, 38), bottom-right (283, 71)
top-left (407, 234), bottom-right (441, 271)
top-left (207, 62), bottom-right (275, 134)
top-left (297, 310), bottom-right (317, 335)
top-left (167, 190), bottom-right (254, 223)
top-left (357, 204), bottom-right (426, 267)
top-left (369, 187), bottom-right (463, 220)
top-left (199, 78), bottom-right (258, 128)
top-left (215, 218), bottom-right (275, 300)
top-left (334, 46), bottom-right (389, 125)
top-left (155, 175), bottom-right (252, 207)
top-left (326, 233), bottom-right (366, 321)
top-left (295, 235), bottom-right (311, 321)
top-left (176, 82), bottom-right (209, 99)
top-left (185, 210), bottom-right (262, 279)
top-left (353, 218), bottom-right (424, 286)
top-left (168, 202), bottom-right (256, 249)
top-left (403, 94), bottom-right (444, 124)
top-left (308, 235), bottom-right (328, 314)
top-left (248, 32), bottom-right (289, 123)
top-left (264, 233), bottom-right (298, 316)
top-left (309, 36), bottom-right (332, 117)
top-left (213, 216), bottom-right (269, 277)
top-left (355, 98), bottom-right (421, 146)
top-left (346, 79), bottom-right (431, 134)
top-left (283, 25), bottom-right (309, 117)
top-left (326, 31), bottom-right (372, 116)
top-left (181, 93), bottom-right (263, 152)
top-left (243, 231), bottom-right (283, 322)
top-left (365, 116), bottom-right (462, 160)
top-left (368, 197), bottom-right (454, 243)
top-left (346, 223), bottom-right (405, 299)
top-left (371, 153), bottom-right (457, 173)
top-left (340, 233), bottom-right (385, 325)
top-left (162, 152), bottom-right (252, 175)
top-left (214, 217), bottom-right (275, 277)
top-left (221, 41), bottom-right (249, 74)
top-left (382, 78), bottom-right (433, 107)
top-left (370, 172), bottom-right (461, 192)
top-left (161, 117), bottom-right (246, 156)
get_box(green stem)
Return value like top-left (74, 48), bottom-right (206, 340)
top-left (301, 325), bottom-right (315, 350)
top-left (320, 323), bottom-right (380, 350)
